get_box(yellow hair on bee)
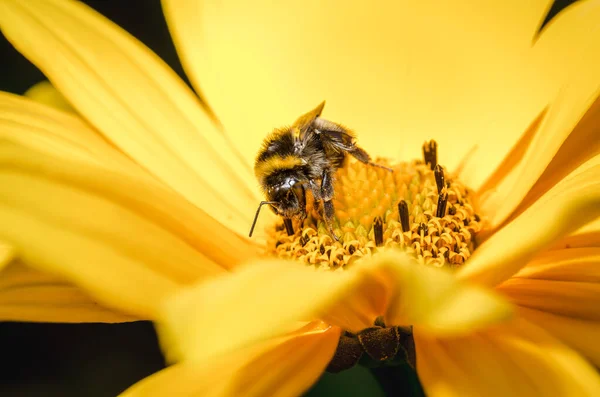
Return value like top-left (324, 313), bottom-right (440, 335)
top-left (254, 155), bottom-right (305, 180)
top-left (291, 126), bottom-right (301, 141)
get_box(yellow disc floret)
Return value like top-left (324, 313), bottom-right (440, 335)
top-left (267, 157), bottom-right (482, 270)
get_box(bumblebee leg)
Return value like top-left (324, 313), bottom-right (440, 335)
top-left (308, 180), bottom-right (323, 214)
top-left (297, 185), bottom-right (308, 228)
top-left (308, 180), bottom-right (323, 201)
top-left (297, 207), bottom-right (307, 228)
top-left (323, 201), bottom-right (338, 241)
top-left (349, 146), bottom-right (393, 172)
top-left (306, 179), bottom-right (324, 222)
top-left (321, 171), bottom-right (340, 241)
top-left (321, 170), bottom-right (335, 200)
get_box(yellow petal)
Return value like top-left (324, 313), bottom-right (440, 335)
top-left (478, 0), bottom-right (600, 227)
top-left (366, 252), bottom-right (512, 337)
top-left (475, 107), bottom-right (547, 211)
top-left (163, 0), bottom-right (587, 190)
top-left (159, 250), bottom-right (511, 367)
top-left (551, 218), bottom-right (600, 250)
top-left (0, 0), bottom-right (260, 235)
top-left (498, 247), bottom-right (600, 321)
top-left (320, 265), bottom-right (390, 332)
top-left (415, 317), bottom-right (600, 396)
top-left (0, 240), bottom-right (15, 271)
top-left (0, 92), bottom-right (257, 268)
top-left (479, 87), bottom-right (600, 229)
top-left (157, 260), bottom-right (353, 363)
top-left (0, 143), bottom-right (243, 319)
top-left (517, 307), bottom-right (600, 367)
top-left (495, 247), bottom-right (600, 366)
top-left (0, 261), bottom-right (137, 323)
top-left (0, 91), bottom-right (149, 176)
top-left (23, 80), bottom-right (74, 113)
top-left (507, 246), bottom-right (600, 282)
top-left (319, 251), bottom-right (513, 335)
top-left (122, 323), bottom-right (339, 397)
top-left (506, 97), bottom-right (600, 226)
top-left (458, 157), bottom-right (600, 287)
top-left (499, 278), bottom-right (600, 320)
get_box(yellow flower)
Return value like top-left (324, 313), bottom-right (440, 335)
top-left (0, 0), bottom-right (599, 396)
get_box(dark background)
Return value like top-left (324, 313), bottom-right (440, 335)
top-left (0, 0), bottom-right (579, 395)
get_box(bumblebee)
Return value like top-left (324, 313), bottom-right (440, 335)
top-left (249, 101), bottom-right (391, 239)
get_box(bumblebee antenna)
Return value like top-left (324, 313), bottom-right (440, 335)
top-left (249, 201), bottom-right (278, 237)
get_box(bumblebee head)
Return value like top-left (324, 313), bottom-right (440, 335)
top-left (267, 176), bottom-right (306, 217)
top-left (249, 175), bottom-right (306, 238)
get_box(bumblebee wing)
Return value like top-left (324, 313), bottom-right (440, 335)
top-left (315, 119), bottom-right (379, 168)
top-left (313, 118), bottom-right (357, 151)
top-left (293, 101), bottom-right (326, 132)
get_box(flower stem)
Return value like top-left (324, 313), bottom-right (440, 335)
top-left (369, 364), bottom-right (424, 396)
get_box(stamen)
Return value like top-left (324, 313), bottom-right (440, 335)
top-left (436, 191), bottom-right (448, 217)
top-left (398, 200), bottom-right (410, 232)
top-left (299, 234), bottom-right (310, 247)
top-left (283, 218), bottom-right (294, 236)
top-left (434, 164), bottom-right (445, 193)
top-left (422, 140), bottom-right (438, 170)
top-left (374, 217), bottom-right (384, 247)
top-left (417, 222), bottom-right (428, 235)
top-left (422, 142), bottom-right (430, 166)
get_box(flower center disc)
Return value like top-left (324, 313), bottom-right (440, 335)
top-left (267, 157), bottom-right (482, 270)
